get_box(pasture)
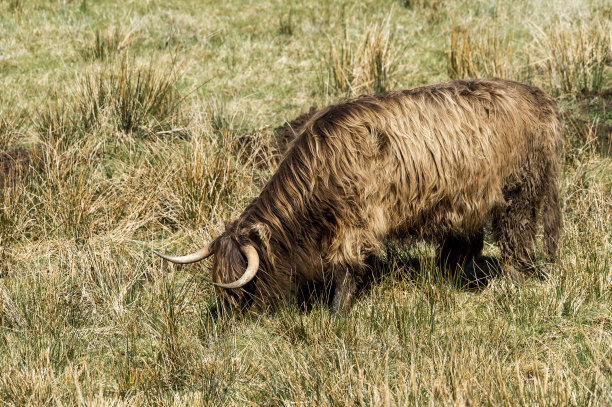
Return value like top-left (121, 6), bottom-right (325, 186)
top-left (0, 0), bottom-right (610, 405)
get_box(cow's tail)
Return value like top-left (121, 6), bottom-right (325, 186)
top-left (542, 136), bottom-right (562, 262)
top-left (543, 175), bottom-right (561, 261)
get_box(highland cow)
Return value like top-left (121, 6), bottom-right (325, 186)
top-left (155, 78), bottom-right (562, 312)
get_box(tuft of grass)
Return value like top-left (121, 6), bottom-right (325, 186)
top-left (143, 272), bottom-right (197, 391)
top-left (178, 133), bottom-right (240, 227)
top-left (278, 11), bottom-right (295, 36)
top-left (176, 114), bottom-right (253, 227)
top-left (110, 56), bottom-right (183, 135)
top-left (30, 154), bottom-right (101, 244)
top-left (206, 97), bottom-right (272, 168)
top-left (207, 97), bottom-right (245, 138)
top-left (7, 0), bottom-right (22, 14)
top-left (84, 25), bottom-right (136, 61)
top-left (0, 166), bottom-right (31, 266)
top-left (327, 17), bottom-right (399, 96)
top-left (537, 20), bottom-right (611, 96)
top-left (563, 110), bottom-right (603, 154)
top-left (447, 24), bottom-right (518, 80)
top-left (36, 56), bottom-right (184, 145)
top-left (0, 105), bottom-right (25, 152)
top-left (560, 91), bottom-right (612, 157)
top-left (36, 99), bottom-right (82, 154)
top-left (72, 69), bottom-right (109, 134)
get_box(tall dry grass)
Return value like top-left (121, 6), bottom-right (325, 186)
top-left (0, 0), bottom-right (610, 405)
top-left (36, 57), bottom-right (184, 146)
top-left (326, 17), bottom-right (399, 96)
top-left (447, 24), bottom-right (520, 80)
top-left (537, 20), bottom-right (611, 96)
top-left (83, 25), bottom-right (137, 61)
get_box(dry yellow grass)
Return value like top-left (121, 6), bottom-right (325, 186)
top-left (0, 0), bottom-right (610, 405)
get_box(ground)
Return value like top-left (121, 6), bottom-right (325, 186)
top-left (0, 0), bottom-right (610, 405)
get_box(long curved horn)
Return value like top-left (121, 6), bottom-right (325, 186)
top-left (214, 245), bottom-right (259, 289)
top-left (153, 243), bottom-right (212, 264)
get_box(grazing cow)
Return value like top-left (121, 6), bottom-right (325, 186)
top-left (155, 78), bottom-right (562, 312)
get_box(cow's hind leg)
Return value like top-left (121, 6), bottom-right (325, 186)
top-left (493, 193), bottom-right (539, 280)
top-left (438, 229), bottom-right (484, 276)
top-left (331, 266), bottom-right (358, 313)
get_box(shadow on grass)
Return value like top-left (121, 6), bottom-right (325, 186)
top-left (363, 249), bottom-right (505, 293)
top-left (202, 249), bottom-right (508, 319)
top-left (459, 255), bottom-right (505, 289)
top-left (296, 251), bottom-right (508, 312)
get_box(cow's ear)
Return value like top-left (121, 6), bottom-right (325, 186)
top-left (224, 219), bottom-right (237, 231)
top-left (247, 223), bottom-right (271, 250)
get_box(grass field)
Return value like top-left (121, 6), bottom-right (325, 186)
top-left (0, 0), bottom-right (611, 405)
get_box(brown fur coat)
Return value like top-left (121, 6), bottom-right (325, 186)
top-left (168, 78), bottom-right (563, 311)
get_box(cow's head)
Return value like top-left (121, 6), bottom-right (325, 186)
top-left (154, 223), bottom-right (261, 309)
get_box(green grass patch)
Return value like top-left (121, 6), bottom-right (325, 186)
top-left (0, 0), bottom-right (610, 404)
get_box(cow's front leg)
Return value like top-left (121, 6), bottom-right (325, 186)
top-left (331, 267), bottom-right (357, 313)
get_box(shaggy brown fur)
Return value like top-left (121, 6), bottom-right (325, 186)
top-left (200, 79), bottom-right (562, 311)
